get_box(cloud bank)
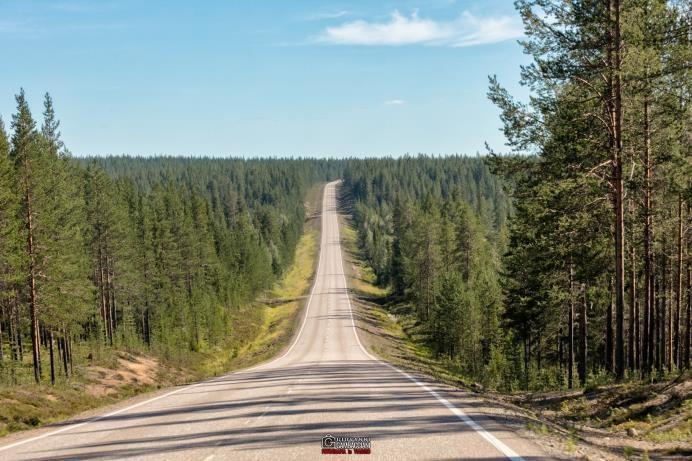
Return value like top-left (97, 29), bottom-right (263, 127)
top-left (317, 10), bottom-right (523, 47)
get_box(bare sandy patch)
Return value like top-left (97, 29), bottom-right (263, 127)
top-left (85, 353), bottom-right (160, 398)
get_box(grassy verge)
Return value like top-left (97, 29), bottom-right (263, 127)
top-left (0, 183), bottom-right (324, 438)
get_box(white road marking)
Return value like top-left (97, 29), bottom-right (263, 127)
top-left (332, 183), bottom-right (525, 461)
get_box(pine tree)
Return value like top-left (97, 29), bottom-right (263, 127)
top-left (38, 97), bottom-right (91, 385)
top-left (489, 0), bottom-right (690, 384)
top-left (42, 93), bottom-right (64, 155)
top-left (10, 89), bottom-right (42, 383)
top-left (0, 118), bottom-right (23, 374)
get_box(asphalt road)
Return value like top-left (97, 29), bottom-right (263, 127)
top-left (0, 181), bottom-right (553, 460)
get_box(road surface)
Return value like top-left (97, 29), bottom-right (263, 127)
top-left (0, 181), bottom-right (552, 460)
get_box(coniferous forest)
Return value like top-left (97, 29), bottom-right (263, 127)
top-left (340, 157), bottom-right (513, 386)
top-left (340, 0), bottom-right (690, 391)
top-left (0, 2), bottom-right (689, 397)
top-left (489, 0), bottom-right (691, 388)
top-left (0, 90), bottom-right (340, 385)
top-left (1, 2), bottom-right (691, 459)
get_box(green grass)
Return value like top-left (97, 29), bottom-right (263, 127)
top-left (526, 422), bottom-right (550, 436)
top-left (1, 387), bottom-right (79, 435)
top-left (564, 437), bottom-right (577, 454)
top-left (642, 402), bottom-right (692, 443)
top-left (0, 384), bottom-right (100, 436)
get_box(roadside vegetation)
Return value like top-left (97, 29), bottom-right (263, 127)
top-left (341, 210), bottom-right (691, 459)
top-left (0, 137), bottom-right (323, 436)
top-left (0, 92), bottom-right (338, 391)
top-left (337, 4), bottom-right (690, 449)
top-left (339, 0), bottom-right (690, 393)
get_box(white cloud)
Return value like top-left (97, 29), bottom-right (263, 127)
top-left (384, 99), bottom-right (406, 105)
top-left (304, 10), bottom-right (351, 21)
top-left (317, 10), bottom-right (523, 47)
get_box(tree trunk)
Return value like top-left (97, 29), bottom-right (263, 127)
top-left (610, 0), bottom-right (625, 381)
top-left (607, 279), bottom-right (614, 373)
top-left (61, 334), bottom-right (69, 377)
top-left (63, 336), bottom-right (69, 377)
top-left (67, 336), bottom-right (74, 375)
top-left (686, 206), bottom-right (691, 369)
top-left (48, 330), bottom-right (55, 385)
top-left (674, 194), bottom-right (682, 368)
top-left (26, 187), bottom-right (41, 384)
top-left (643, 98), bottom-right (655, 374)
top-left (568, 263), bottom-right (575, 388)
top-left (102, 252), bottom-right (112, 345)
top-left (524, 333), bottom-right (530, 389)
top-left (144, 307), bottom-right (151, 347)
top-left (0, 304), bottom-right (4, 363)
top-left (579, 284), bottom-right (588, 386)
top-left (9, 301), bottom-right (18, 362)
top-left (11, 299), bottom-right (22, 362)
top-left (537, 335), bottom-right (542, 371)
top-left (667, 252), bottom-right (673, 372)
top-left (629, 236), bottom-right (637, 371)
top-left (107, 254), bottom-right (117, 339)
top-left (559, 326), bottom-right (564, 373)
top-left (656, 257), bottom-right (666, 373)
top-left (104, 249), bottom-right (116, 340)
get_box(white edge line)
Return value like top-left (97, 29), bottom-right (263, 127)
top-left (332, 182), bottom-right (525, 461)
top-left (0, 182), bottom-right (332, 454)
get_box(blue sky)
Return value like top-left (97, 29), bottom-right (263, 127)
top-left (0, 0), bottom-right (530, 157)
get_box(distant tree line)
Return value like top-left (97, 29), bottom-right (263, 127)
top-left (0, 89), bottom-right (338, 384)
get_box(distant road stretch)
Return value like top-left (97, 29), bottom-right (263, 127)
top-left (0, 181), bottom-right (551, 460)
